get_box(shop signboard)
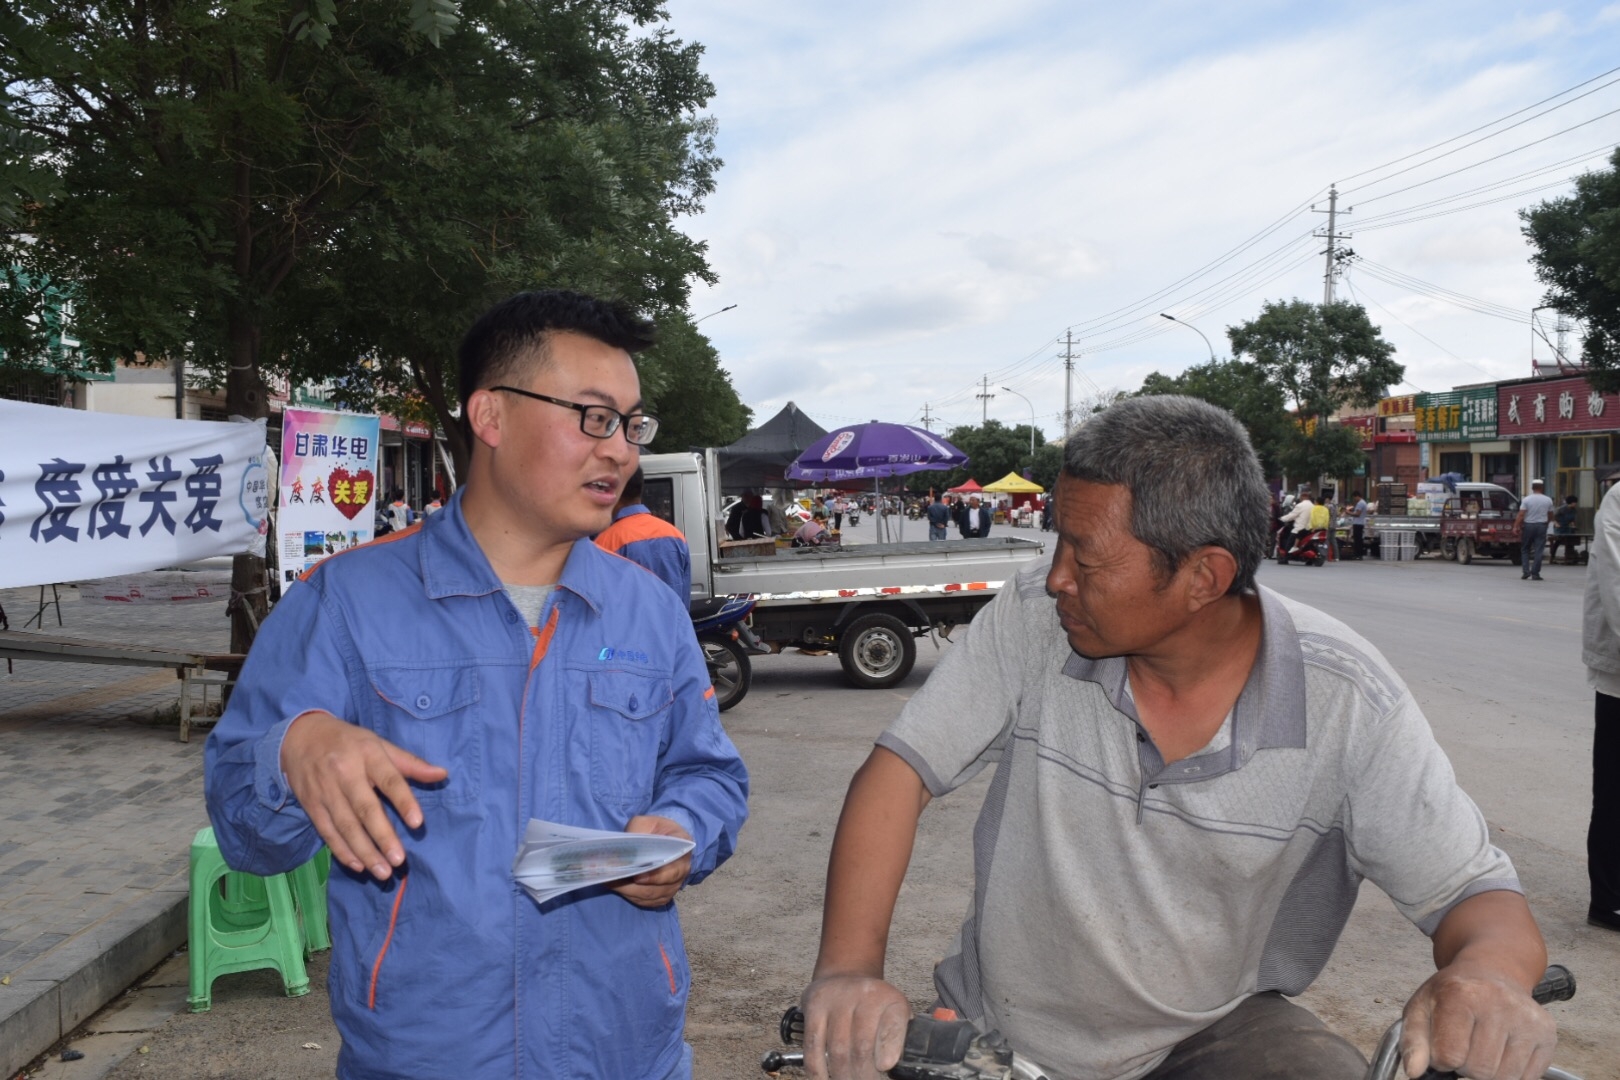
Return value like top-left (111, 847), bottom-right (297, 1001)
top-left (1415, 387), bottom-right (1497, 441)
top-left (1378, 394), bottom-right (1416, 417)
top-left (277, 407), bottom-right (381, 588)
top-left (1342, 415), bottom-right (1377, 450)
top-left (1497, 375), bottom-right (1620, 436)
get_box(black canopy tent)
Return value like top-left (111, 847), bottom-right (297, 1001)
top-left (711, 402), bottom-right (828, 493)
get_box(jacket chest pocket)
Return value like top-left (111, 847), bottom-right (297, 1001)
top-left (365, 664), bottom-right (483, 806)
top-left (585, 669), bottom-right (673, 811)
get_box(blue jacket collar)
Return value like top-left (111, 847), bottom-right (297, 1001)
top-left (418, 488), bottom-right (608, 615)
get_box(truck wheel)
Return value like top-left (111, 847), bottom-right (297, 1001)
top-left (838, 613), bottom-right (917, 689)
top-left (700, 635), bottom-right (751, 711)
top-left (1509, 546), bottom-right (1522, 566)
top-left (1442, 537), bottom-right (1458, 561)
top-left (1459, 538), bottom-right (1474, 565)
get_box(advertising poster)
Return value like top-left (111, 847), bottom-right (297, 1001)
top-left (0, 400), bottom-right (269, 589)
top-left (278, 407), bottom-right (381, 587)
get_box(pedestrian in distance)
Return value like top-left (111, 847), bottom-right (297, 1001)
top-left (793, 510), bottom-right (833, 547)
top-left (1551, 494), bottom-right (1581, 565)
top-left (1582, 475), bottom-right (1620, 934)
top-left (926, 492), bottom-right (951, 540)
top-left (1347, 489), bottom-right (1369, 560)
top-left (204, 289), bottom-right (749, 1080)
top-left (595, 464), bottom-right (693, 601)
top-left (798, 395), bottom-right (1555, 1080)
top-left (385, 489), bottom-right (414, 533)
top-left (959, 495), bottom-right (991, 538)
top-left (1517, 478), bottom-right (1555, 580)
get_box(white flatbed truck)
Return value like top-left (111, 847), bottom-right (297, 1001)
top-left (640, 452), bottom-right (1046, 689)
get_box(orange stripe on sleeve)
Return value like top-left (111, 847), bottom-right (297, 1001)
top-left (703, 685), bottom-right (716, 700)
top-left (595, 513), bottom-right (686, 554)
top-left (298, 522), bottom-right (422, 582)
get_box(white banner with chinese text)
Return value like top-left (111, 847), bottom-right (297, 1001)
top-left (0, 401), bottom-right (270, 589)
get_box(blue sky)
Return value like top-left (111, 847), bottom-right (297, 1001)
top-left (662, 1), bottom-right (1620, 437)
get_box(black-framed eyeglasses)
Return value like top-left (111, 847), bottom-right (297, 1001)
top-left (490, 386), bottom-right (660, 446)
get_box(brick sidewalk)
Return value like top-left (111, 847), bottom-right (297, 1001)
top-left (0, 584), bottom-right (232, 1078)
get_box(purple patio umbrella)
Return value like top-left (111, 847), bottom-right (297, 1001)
top-left (785, 421), bottom-right (968, 482)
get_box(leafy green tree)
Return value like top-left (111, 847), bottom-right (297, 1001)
top-left (640, 316), bottom-right (751, 453)
top-left (916, 419), bottom-right (1043, 494)
top-left (2, 1), bottom-right (723, 647)
top-left (1521, 148), bottom-right (1620, 389)
top-left (1226, 299), bottom-right (1400, 482)
top-left (270, 0), bottom-right (729, 475)
top-left (1138, 359), bottom-right (1291, 476)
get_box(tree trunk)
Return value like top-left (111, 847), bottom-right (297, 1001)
top-left (225, 313), bottom-right (270, 655)
top-left (412, 354), bottom-right (469, 489)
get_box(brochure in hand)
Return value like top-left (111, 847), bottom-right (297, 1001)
top-left (511, 819), bottom-right (694, 904)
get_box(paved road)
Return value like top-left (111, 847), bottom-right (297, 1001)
top-left (23, 550), bottom-right (1620, 1078)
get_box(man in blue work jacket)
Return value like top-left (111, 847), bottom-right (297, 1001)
top-left (205, 289), bottom-right (750, 1079)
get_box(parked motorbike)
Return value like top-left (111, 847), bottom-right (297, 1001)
top-left (690, 594), bottom-right (764, 711)
top-left (1276, 525), bottom-right (1329, 567)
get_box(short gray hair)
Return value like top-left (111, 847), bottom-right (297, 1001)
top-left (1062, 395), bottom-right (1270, 594)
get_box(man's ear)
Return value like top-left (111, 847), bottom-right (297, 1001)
top-left (1182, 545), bottom-right (1239, 609)
top-left (466, 388), bottom-right (503, 450)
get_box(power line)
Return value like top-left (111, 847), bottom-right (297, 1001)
top-left (1346, 105), bottom-right (1620, 207)
top-left (1335, 64), bottom-right (1620, 187)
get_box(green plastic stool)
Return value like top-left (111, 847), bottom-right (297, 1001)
top-left (221, 848), bottom-right (330, 955)
top-left (187, 827), bottom-right (310, 1012)
top-left (289, 847), bottom-right (331, 954)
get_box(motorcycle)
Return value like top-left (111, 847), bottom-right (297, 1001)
top-left (848, 508), bottom-right (860, 526)
top-left (690, 594), bottom-right (765, 711)
top-left (1276, 525), bottom-right (1329, 567)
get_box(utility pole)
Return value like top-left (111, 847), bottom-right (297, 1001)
top-left (919, 403), bottom-right (936, 431)
top-left (1313, 185), bottom-right (1352, 305)
top-left (1060, 331), bottom-right (1078, 437)
top-left (976, 376), bottom-right (995, 425)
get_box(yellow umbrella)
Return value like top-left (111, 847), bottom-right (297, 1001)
top-left (982, 471), bottom-right (1045, 494)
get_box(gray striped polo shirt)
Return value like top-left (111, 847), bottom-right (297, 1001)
top-left (878, 560), bottom-right (1518, 1080)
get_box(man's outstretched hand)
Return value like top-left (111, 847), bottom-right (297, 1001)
top-left (280, 710), bottom-right (448, 880)
top-left (1400, 962), bottom-right (1557, 1080)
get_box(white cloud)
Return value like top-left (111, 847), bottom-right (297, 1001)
top-left (667, 0), bottom-right (1620, 433)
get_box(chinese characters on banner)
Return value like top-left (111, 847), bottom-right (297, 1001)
top-left (278, 407), bottom-right (380, 586)
top-left (0, 400), bottom-right (269, 589)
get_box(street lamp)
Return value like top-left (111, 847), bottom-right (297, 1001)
top-left (1000, 386), bottom-right (1036, 457)
top-left (1158, 313), bottom-right (1216, 363)
top-left (694, 303), bottom-right (737, 325)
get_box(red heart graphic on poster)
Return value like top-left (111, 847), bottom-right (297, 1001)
top-left (327, 467), bottom-right (375, 520)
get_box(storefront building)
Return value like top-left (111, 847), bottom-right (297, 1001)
top-left (1370, 395), bottom-right (1419, 497)
top-left (1496, 373), bottom-right (1620, 514)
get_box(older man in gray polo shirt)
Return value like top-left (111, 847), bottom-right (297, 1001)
top-left (800, 396), bottom-right (1556, 1080)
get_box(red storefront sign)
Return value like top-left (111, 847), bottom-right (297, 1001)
top-left (1497, 375), bottom-right (1620, 436)
top-left (379, 414), bottom-right (435, 439)
top-left (1342, 415), bottom-right (1376, 450)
